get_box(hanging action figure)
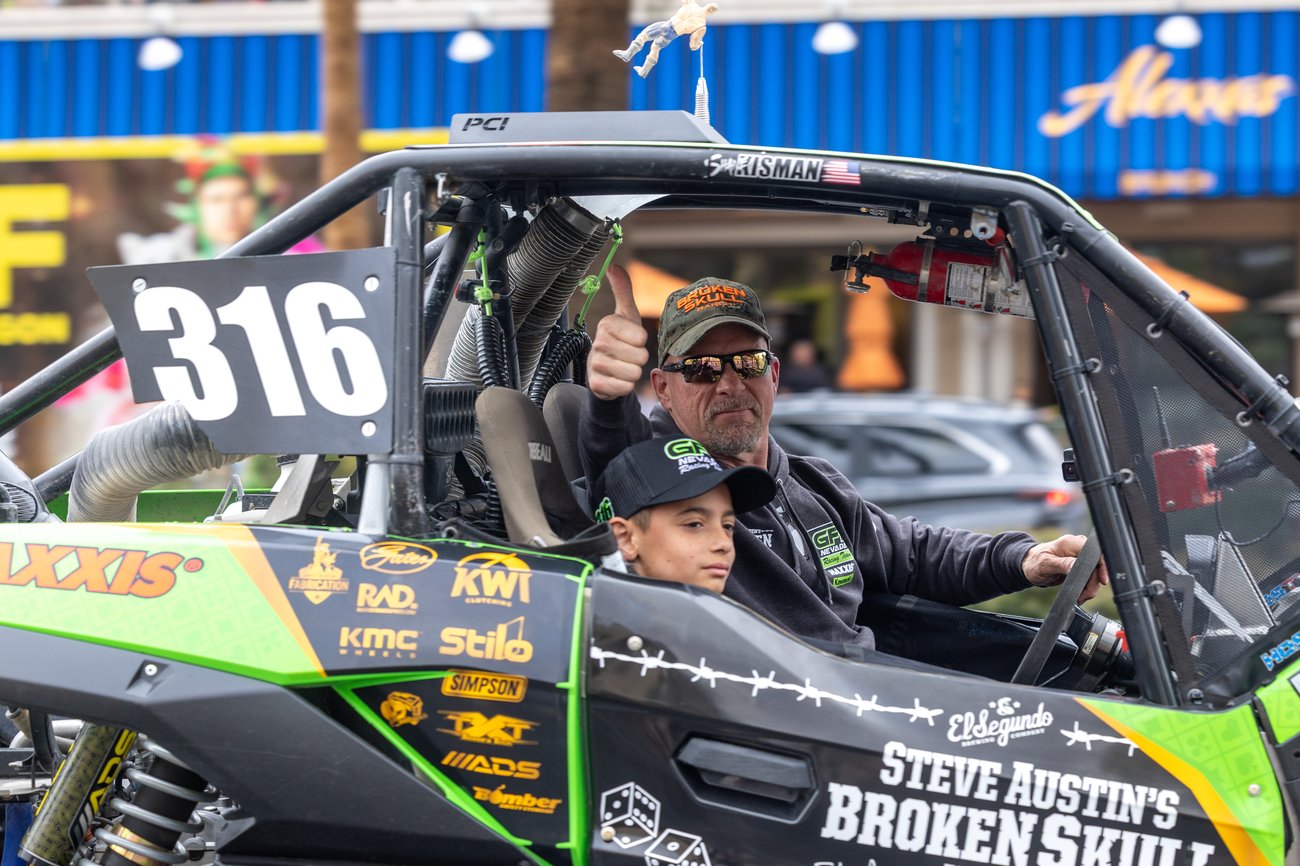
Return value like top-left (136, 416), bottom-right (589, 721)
top-left (613, 0), bottom-right (720, 78)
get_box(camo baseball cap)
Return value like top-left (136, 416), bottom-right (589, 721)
top-left (658, 277), bottom-right (771, 364)
top-left (591, 437), bottom-right (775, 521)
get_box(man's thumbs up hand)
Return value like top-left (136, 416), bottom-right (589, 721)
top-left (588, 265), bottom-right (650, 401)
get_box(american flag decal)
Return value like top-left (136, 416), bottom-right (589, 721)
top-left (823, 160), bottom-right (861, 186)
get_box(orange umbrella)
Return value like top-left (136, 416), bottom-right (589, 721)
top-left (1130, 251), bottom-right (1246, 313)
top-left (839, 278), bottom-right (904, 391)
top-left (627, 259), bottom-right (689, 319)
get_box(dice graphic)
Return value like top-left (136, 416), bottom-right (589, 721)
top-left (599, 782), bottom-right (660, 849)
top-left (644, 830), bottom-right (711, 866)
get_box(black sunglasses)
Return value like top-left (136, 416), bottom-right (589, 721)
top-left (661, 350), bottom-right (774, 384)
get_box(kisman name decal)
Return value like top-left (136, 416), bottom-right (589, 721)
top-left (947, 698), bottom-right (1053, 748)
top-left (473, 784), bottom-right (562, 815)
top-left (705, 153), bottom-right (824, 182)
top-left (288, 537), bottom-right (347, 604)
top-left (359, 540), bottom-right (438, 574)
top-left (820, 741), bottom-right (1214, 866)
top-left (441, 670), bottom-right (528, 703)
top-left (440, 616), bottom-right (534, 663)
top-left (0, 543), bottom-right (189, 598)
top-left (452, 552), bottom-right (531, 607)
top-left (810, 523), bottom-right (855, 587)
top-left (437, 710), bottom-right (537, 746)
top-left (441, 751), bottom-right (540, 780)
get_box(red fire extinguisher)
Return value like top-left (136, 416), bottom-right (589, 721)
top-left (836, 231), bottom-right (1034, 318)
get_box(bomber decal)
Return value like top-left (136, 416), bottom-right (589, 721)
top-left (1080, 701), bottom-right (1282, 866)
top-left (589, 644), bottom-right (944, 724)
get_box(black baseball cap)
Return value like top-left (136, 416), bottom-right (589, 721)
top-left (592, 437), bottom-right (776, 521)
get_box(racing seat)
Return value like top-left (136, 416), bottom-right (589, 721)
top-left (541, 382), bottom-right (587, 484)
top-left (476, 387), bottom-right (595, 546)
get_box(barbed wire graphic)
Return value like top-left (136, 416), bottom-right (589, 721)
top-left (591, 645), bottom-right (944, 725)
top-left (1060, 720), bottom-right (1138, 755)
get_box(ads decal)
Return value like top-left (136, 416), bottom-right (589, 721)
top-left (288, 537), bottom-right (348, 604)
top-left (809, 523), bottom-right (855, 587)
top-left (441, 751), bottom-right (540, 780)
top-left (820, 740), bottom-right (1214, 866)
top-left (705, 153), bottom-right (824, 182)
top-left (437, 710), bottom-right (537, 747)
top-left (379, 691), bottom-right (428, 727)
top-left (947, 697), bottom-right (1053, 748)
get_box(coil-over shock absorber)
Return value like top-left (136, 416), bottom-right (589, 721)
top-left (88, 738), bottom-right (210, 866)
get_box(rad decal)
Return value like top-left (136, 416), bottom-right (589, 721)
top-left (590, 645), bottom-right (943, 724)
top-left (1060, 720), bottom-right (1137, 755)
top-left (288, 537), bottom-right (348, 604)
top-left (441, 751), bottom-right (540, 780)
top-left (359, 541), bottom-right (437, 574)
top-left (440, 616), bottom-right (534, 663)
top-left (473, 784), bottom-right (562, 815)
top-left (338, 626), bottom-right (418, 658)
top-left (0, 543), bottom-right (189, 598)
top-left (947, 697), bottom-right (1053, 748)
top-left (600, 782), bottom-right (661, 849)
top-left (441, 670), bottom-right (528, 703)
top-left (437, 710), bottom-right (537, 747)
top-left (356, 582), bottom-right (417, 615)
top-left (379, 691), bottom-right (428, 727)
top-left (704, 153), bottom-right (823, 182)
top-left (451, 552), bottom-right (532, 607)
top-left (820, 740), bottom-right (1213, 864)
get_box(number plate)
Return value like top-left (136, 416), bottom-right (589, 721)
top-left (89, 249), bottom-right (398, 455)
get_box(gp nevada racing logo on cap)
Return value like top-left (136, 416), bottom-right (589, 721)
top-left (665, 438), bottom-right (720, 474)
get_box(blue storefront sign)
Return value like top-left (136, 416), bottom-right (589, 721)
top-left (0, 10), bottom-right (1296, 200)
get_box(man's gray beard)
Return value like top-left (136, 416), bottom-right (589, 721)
top-left (701, 415), bottom-right (763, 457)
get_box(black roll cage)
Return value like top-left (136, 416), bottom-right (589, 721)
top-left (7, 137), bottom-right (1300, 708)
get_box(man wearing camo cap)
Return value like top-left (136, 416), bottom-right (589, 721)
top-left (578, 265), bottom-right (1106, 651)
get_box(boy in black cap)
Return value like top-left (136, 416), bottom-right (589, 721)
top-left (593, 436), bottom-right (775, 593)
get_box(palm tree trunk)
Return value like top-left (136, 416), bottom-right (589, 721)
top-left (547, 0), bottom-right (630, 111)
top-left (320, 0), bottom-right (368, 250)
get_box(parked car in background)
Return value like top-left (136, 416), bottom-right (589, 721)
top-left (770, 392), bottom-right (1087, 533)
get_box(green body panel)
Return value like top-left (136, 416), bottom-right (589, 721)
top-left (45, 489), bottom-right (264, 523)
top-left (0, 522), bottom-right (319, 683)
top-left (1258, 660), bottom-right (1300, 745)
top-left (1082, 697), bottom-right (1284, 866)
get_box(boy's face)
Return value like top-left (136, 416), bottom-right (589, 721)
top-left (612, 485), bottom-right (736, 593)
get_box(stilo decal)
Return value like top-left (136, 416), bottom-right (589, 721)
top-left (704, 153), bottom-right (823, 182)
top-left (451, 551), bottom-right (532, 607)
top-left (437, 710), bottom-right (537, 747)
top-left (356, 582), bottom-right (418, 615)
top-left (359, 540), bottom-right (438, 574)
top-left (0, 543), bottom-right (191, 598)
top-left (440, 616), bottom-right (533, 663)
top-left (820, 740), bottom-right (1212, 864)
top-left (473, 784), bottom-right (562, 815)
top-left (441, 751), bottom-right (541, 780)
top-left (441, 669), bottom-right (528, 703)
top-left (379, 691), bottom-right (429, 727)
top-left (947, 697), bottom-right (1053, 748)
top-left (288, 537), bottom-right (348, 604)
top-left (338, 626), bottom-right (418, 659)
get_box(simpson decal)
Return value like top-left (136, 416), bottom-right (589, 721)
top-left (705, 153), bottom-right (824, 182)
top-left (441, 670), bottom-right (528, 703)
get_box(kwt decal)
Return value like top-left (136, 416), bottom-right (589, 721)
top-left (947, 697), bottom-right (1053, 748)
top-left (359, 540), bottom-right (437, 574)
top-left (1060, 720), bottom-right (1137, 756)
top-left (441, 670), bottom-right (528, 703)
top-left (437, 710), bottom-right (537, 747)
top-left (819, 740), bottom-right (1213, 864)
top-left (440, 616), bottom-right (533, 663)
top-left (590, 645), bottom-right (942, 724)
top-left (452, 552), bottom-right (532, 607)
top-left (380, 691), bottom-right (428, 727)
top-left (289, 537), bottom-right (348, 604)
top-left (600, 782), bottom-right (661, 849)
top-left (0, 543), bottom-right (188, 598)
top-left (441, 751), bottom-right (540, 780)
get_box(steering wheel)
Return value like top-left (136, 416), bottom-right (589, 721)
top-left (1011, 536), bottom-right (1103, 685)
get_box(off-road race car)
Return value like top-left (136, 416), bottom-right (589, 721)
top-left (1, 110), bottom-right (1299, 866)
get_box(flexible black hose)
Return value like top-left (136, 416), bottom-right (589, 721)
top-left (528, 330), bottom-right (592, 406)
top-left (573, 338), bottom-right (590, 387)
top-left (476, 315), bottom-right (509, 389)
